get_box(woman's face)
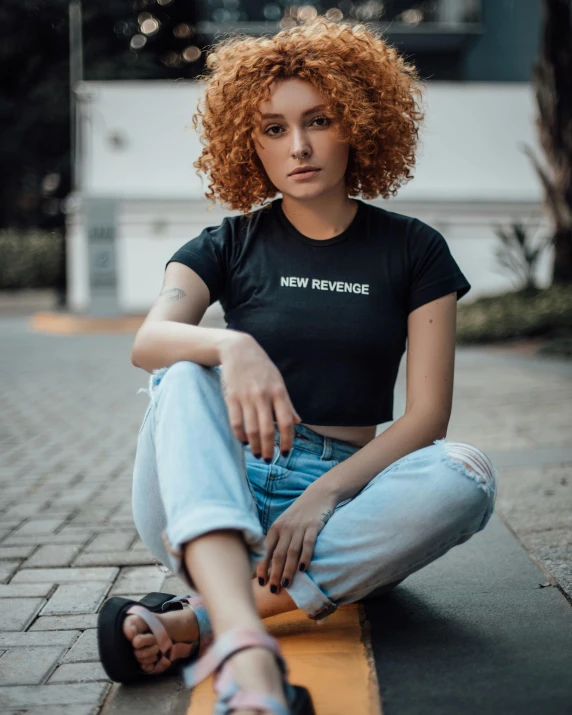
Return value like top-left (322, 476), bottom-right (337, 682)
top-left (253, 78), bottom-right (350, 199)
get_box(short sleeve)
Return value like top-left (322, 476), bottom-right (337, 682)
top-left (408, 220), bottom-right (471, 314)
top-left (165, 218), bottom-right (232, 306)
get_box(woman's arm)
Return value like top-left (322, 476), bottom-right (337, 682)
top-left (133, 261), bottom-right (303, 459)
top-left (131, 262), bottom-right (243, 373)
top-left (308, 291), bottom-right (458, 503)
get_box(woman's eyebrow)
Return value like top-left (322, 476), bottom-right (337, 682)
top-left (260, 104), bottom-right (326, 119)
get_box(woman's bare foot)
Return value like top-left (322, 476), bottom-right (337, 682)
top-left (121, 581), bottom-right (298, 675)
top-left (123, 606), bottom-right (199, 672)
top-left (123, 609), bottom-right (289, 713)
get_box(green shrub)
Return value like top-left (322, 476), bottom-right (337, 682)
top-left (0, 229), bottom-right (64, 290)
top-left (457, 284), bottom-right (572, 343)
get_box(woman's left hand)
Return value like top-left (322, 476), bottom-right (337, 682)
top-left (256, 484), bottom-right (338, 593)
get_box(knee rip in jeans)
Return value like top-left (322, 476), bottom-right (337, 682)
top-left (136, 366), bottom-right (170, 408)
top-left (435, 439), bottom-right (497, 499)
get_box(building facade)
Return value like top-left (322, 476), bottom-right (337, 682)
top-left (68, 0), bottom-right (550, 315)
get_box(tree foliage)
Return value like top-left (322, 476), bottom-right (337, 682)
top-left (0, 0), bottom-right (203, 230)
top-left (492, 221), bottom-right (552, 293)
top-left (527, 0), bottom-right (572, 283)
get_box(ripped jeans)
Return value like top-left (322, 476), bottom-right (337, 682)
top-left (131, 360), bottom-right (498, 621)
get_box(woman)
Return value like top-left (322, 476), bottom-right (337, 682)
top-left (97, 18), bottom-right (498, 715)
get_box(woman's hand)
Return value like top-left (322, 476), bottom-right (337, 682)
top-left (218, 332), bottom-right (302, 461)
top-left (256, 483), bottom-right (338, 593)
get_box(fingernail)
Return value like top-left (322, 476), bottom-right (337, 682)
top-left (254, 453), bottom-right (262, 459)
top-left (270, 584), bottom-right (277, 594)
top-left (258, 577), bottom-right (265, 587)
top-left (242, 440), bottom-right (249, 445)
top-left (282, 578), bottom-right (289, 587)
top-left (264, 457), bottom-right (272, 464)
top-left (281, 450), bottom-right (290, 457)
top-left (299, 563), bottom-right (306, 572)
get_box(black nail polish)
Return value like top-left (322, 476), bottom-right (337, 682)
top-left (242, 440), bottom-right (249, 445)
top-left (281, 450), bottom-right (290, 457)
top-left (254, 453), bottom-right (262, 459)
top-left (264, 457), bottom-right (272, 464)
top-left (270, 584), bottom-right (277, 594)
top-left (282, 578), bottom-right (289, 587)
top-left (258, 577), bottom-right (265, 587)
top-left (299, 563), bottom-right (306, 572)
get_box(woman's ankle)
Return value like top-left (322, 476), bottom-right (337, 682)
top-left (225, 646), bottom-right (288, 708)
top-left (203, 598), bottom-right (264, 636)
top-left (213, 614), bottom-right (265, 638)
top-left (156, 606), bottom-right (200, 643)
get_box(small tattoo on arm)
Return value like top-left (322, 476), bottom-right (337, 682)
top-left (158, 287), bottom-right (187, 304)
top-left (320, 509), bottom-right (333, 526)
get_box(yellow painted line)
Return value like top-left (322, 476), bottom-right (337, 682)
top-left (187, 603), bottom-right (382, 715)
top-left (29, 312), bottom-right (144, 334)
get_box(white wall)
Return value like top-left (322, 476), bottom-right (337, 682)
top-left (80, 80), bottom-right (543, 202)
top-left (68, 80), bottom-right (551, 313)
top-left (79, 81), bottom-right (199, 199)
top-left (402, 83), bottom-right (541, 202)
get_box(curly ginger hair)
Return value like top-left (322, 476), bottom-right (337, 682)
top-left (192, 18), bottom-right (426, 215)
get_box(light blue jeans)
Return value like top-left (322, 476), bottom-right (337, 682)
top-left (131, 360), bottom-right (498, 621)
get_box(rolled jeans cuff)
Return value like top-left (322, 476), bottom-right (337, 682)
top-left (161, 503), bottom-right (267, 591)
top-left (287, 569), bottom-right (338, 621)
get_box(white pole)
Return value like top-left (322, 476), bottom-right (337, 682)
top-left (69, 1), bottom-right (84, 193)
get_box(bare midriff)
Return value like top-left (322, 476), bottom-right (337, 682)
top-left (300, 423), bottom-right (377, 448)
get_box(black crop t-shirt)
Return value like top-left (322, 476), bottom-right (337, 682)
top-left (166, 198), bottom-right (471, 427)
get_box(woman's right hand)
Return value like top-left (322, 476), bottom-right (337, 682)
top-left (218, 332), bottom-right (302, 461)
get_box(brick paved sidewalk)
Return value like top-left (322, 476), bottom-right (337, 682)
top-left (0, 318), bottom-right (191, 713)
top-left (0, 312), bottom-right (570, 714)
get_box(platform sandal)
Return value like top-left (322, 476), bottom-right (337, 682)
top-left (184, 628), bottom-right (315, 715)
top-left (97, 591), bottom-right (213, 684)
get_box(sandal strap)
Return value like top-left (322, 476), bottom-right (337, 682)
top-left (127, 605), bottom-right (172, 656)
top-left (183, 629), bottom-right (285, 690)
top-left (126, 597), bottom-right (208, 674)
top-left (161, 594), bottom-right (213, 657)
top-left (214, 654), bottom-right (293, 714)
top-left (126, 605), bottom-right (176, 674)
top-left (218, 689), bottom-right (291, 715)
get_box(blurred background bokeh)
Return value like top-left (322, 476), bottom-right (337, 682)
top-left (0, 0), bottom-right (570, 351)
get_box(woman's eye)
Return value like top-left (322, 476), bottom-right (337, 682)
top-left (312, 116), bottom-right (331, 127)
top-left (263, 116), bottom-right (331, 136)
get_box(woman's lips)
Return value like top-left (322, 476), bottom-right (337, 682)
top-left (289, 169), bottom-right (321, 181)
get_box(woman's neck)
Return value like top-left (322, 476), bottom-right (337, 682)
top-left (280, 194), bottom-right (358, 241)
